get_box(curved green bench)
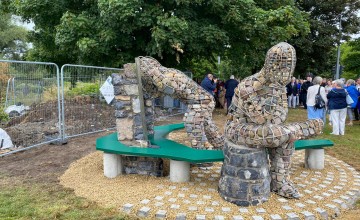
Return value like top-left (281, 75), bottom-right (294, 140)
top-left (96, 123), bottom-right (334, 181)
top-left (96, 123), bottom-right (224, 163)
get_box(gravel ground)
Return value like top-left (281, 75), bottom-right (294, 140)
top-left (60, 133), bottom-right (360, 220)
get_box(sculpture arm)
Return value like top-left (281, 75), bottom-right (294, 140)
top-left (225, 119), bottom-right (323, 148)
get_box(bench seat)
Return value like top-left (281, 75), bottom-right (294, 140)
top-left (294, 139), bottom-right (334, 150)
top-left (96, 123), bottom-right (334, 181)
top-left (96, 123), bottom-right (223, 182)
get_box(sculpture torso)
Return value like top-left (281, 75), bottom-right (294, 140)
top-left (230, 71), bottom-right (288, 125)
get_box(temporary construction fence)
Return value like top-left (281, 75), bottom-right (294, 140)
top-left (60, 64), bottom-right (122, 139)
top-left (0, 60), bottom-right (189, 156)
top-left (0, 60), bottom-right (62, 156)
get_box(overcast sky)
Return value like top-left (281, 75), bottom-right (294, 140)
top-left (12, 15), bottom-right (34, 30)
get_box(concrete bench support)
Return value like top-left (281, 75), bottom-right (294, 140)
top-left (305, 149), bottom-right (324, 170)
top-left (170, 160), bottom-right (190, 182)
top-left (104, 153), bottom-right (124, 178)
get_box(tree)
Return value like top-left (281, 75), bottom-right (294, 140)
top-left (290, 0), bottom-right (360, 78)
top-left (4, 0), bottom-right (309, 76)
top-left (0, 13), bottom-right (28, 60)
top-left (342, 38), bottom-right (360, 79)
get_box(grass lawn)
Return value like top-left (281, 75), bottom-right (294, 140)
top-left (287, 108), bottom-right (360, 171)
top-left (0, 108), bottom-right (359, 219)
top-left (0, 180), bottom-right (129, 220)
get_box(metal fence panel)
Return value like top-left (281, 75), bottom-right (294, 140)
top-left (60, 64), bottom-right (123, 139)
top-left (0, 60), bottom-right (61, 156)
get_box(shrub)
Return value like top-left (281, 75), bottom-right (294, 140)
top-left (0, 105), bottom-right (9, 123)
top-left (66, 82), bottom-right (100, 97)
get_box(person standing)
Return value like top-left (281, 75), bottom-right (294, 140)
top-left (298, 79), bottom-right (303, 106)
top-left (355, 77), bottom-right (360, 121)
top-left (286, 77), bottom-right (298, 108)
top-left (295, 79), bottom-right (301, 106)
top-left (345, 79), bottom-right (360, 126)
top-left (300, 73), bottom-right (313, 109)
top-left (307, 76), bottom-right (327, 122)
top-left (201, 73), bottom-right (217, 96)
top-left (324, 80), bottom-right (333, 94)
top-left (320, 78), bottom-right (327, 87)
top-left (224, 75), bottom-right (239, 113)
top-left (327, 79), bottom-right (347, 135)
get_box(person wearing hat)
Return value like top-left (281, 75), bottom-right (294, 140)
top-left (300, 73), bottom-right (313, 109)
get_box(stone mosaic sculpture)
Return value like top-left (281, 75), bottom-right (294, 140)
top-left (112, 58), bottom-right (225, 176)
top-left (220, 42), bottom-right (323, 202)
top-left (138, 57), bottom-right (224, 150)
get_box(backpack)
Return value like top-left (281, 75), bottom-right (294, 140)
top-left (314, 86), bottom-right (325, 109)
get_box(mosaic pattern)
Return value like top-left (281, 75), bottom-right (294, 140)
top-left (138, 57), bottom-right (224, 149)
top-left (224, 43), bottom-right (324, 200)
top-left (114, 152), bottom-right (360, 219)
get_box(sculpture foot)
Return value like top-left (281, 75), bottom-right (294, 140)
top-left (273, 181), bottom-right (300, 199)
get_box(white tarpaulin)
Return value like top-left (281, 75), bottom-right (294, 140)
top-left (100, 76), bottom-right (115, 104)
top-left (0, 128), bottom-right (13, 149)
top-left (5, 104), bottom-right (30, 115)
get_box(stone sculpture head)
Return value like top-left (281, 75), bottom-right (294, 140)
top-left (263, 42), bottom-right (296, 86)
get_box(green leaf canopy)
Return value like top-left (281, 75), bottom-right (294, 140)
top-left (4, 0), bottom-right (309, 75)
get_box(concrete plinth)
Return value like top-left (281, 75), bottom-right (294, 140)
top-left (170, 160), bottom-right (190, 182)
top-left (104, 153), bottom-right (123, 178)
top-left (305, 149), bottom-right (324, 170)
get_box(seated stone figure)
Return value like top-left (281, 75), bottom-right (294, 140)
top-left (225, 42), bottom-right (323, 199)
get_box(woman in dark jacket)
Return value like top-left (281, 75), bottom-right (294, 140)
top-left (327, 79), bottom-right (347, 135)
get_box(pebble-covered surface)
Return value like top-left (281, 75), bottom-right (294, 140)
top-left (60, 143), bottom-right (360, 219)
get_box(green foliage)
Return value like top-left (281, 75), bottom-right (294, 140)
top-left (65, 82), bottom-right (100, 97)
top-left (0, 105), bottom-right (9, 123)
top-left (290, 0), bottom-right (360, 78)
top-left (342, 38), bottom-right (360, 79)
top-left (0, 13), bottom-right (29, 60)
top-left (4, 0), bottom-right (309, 76)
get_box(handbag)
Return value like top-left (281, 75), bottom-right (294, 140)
top-left (346, 92), bottom-right (354, 105)
top-left (314, 86), bottom-right (325, 109)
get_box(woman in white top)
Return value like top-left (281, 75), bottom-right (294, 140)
top-left (306, 76), bottom-right (328, 122)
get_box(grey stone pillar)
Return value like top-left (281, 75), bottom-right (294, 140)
top-left (111, 63), bottom-right (162, 177)
top-left (218, 140), bottom-right (271, 206)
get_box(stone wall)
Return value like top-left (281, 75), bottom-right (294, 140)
top-left (112, 63), bottom-right (154, 147)
top-left (112, 63), bottom-right (161, 176)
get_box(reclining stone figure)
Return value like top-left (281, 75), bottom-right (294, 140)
top-left (138, 57), bottom-right (224, 150)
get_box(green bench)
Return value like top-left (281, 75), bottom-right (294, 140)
top-left (96, 123), bottom-right (223, 182)
top-left (294, 139), bottom-right (334, 169)
top-left (96, 123), bottom-right (334, 181)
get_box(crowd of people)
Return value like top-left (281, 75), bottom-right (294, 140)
top-left (286, 74), bottom-right (360, 135)
top-left (200, 73), bottom-right (239, 114)
top-left (200, 73), bottom-right (360, 136)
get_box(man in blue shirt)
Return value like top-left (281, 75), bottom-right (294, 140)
top-left (224, 75), bottom-right (239, 113)
top-left (201, 73), bottom-right (217, 95)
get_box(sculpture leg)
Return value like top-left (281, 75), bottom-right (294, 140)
top-left (203, 100), bottom-right (225, 150)
top-left (204, 117), bottom-right (225, 149)
top-left (268, 142), bottom-right (300, 199)
top-left (184, 104), bottom-right (207, 149)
